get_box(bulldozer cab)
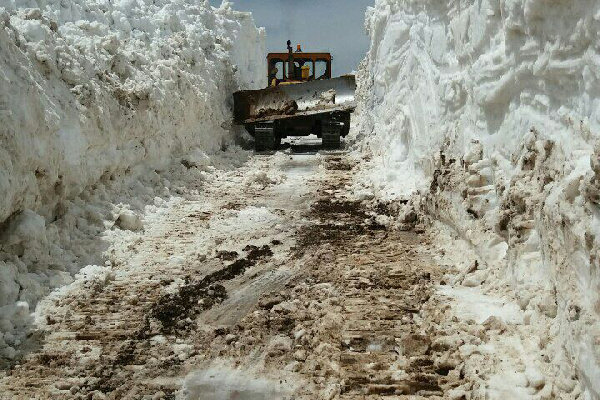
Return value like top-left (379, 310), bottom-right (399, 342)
top-left (267, 42), bottom-right (332, 87)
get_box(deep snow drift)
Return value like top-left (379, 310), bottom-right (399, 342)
top-left (353, 0), bottom-right (600, 397)
top-left (0, 0), bottom-right (264, 360)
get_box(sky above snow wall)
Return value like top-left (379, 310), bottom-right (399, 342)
top-left (212, 0), bottom-right (372, 75)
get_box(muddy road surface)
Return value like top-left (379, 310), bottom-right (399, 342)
top-left (0, 149), bottom-right (481, 399)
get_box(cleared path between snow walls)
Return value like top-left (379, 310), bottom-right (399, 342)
top-left (353, 0), bottom-right (600, 398)
top-left (0, 1), bottom-right (264, 361)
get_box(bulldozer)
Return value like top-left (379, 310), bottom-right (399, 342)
top-left (233, 40), bottom-right (356, 151)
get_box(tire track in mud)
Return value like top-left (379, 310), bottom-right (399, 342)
top-left (195, 154), bottom-right (471, 399)
top-left (0, 154), bottom-right (311, 399)
top-left (0, 152), bottom-right (472, 399)
top-left (290, 156), bottom-right (468, 398)
top-left (0, 221), bottom-right (277, 398)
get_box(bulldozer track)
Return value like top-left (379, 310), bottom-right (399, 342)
top-left (0, 151), bottom-right (470, 399)
top-left (285, 158), bottom-right (466, 398)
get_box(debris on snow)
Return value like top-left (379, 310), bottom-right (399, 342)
top-left (0, 0), bottom-right (264, 362)
top-left (353, 0), bottom-right (600, 396)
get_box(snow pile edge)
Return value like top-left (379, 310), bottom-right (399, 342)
top-left (354, 0), bottom-right (600, 397)
top-left (0, 0), bottom-right (264, 360)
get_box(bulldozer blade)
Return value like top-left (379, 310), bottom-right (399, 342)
top-left (233, 75), bottom-right (356, 124)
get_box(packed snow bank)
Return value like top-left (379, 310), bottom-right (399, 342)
top-left (0, 0), bottom-right (264, 224)
top-left (354, 0), bottom-right (600, 397)
top-left (0, 0), bottom-right (264, 361)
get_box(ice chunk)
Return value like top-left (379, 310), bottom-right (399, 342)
top-left (115, 209), bottom-right (144, 231)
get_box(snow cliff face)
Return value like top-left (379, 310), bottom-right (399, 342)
top-left (0, 0), bottom-right (264, 224)
top-left (355, 0), bottom-right (600, 397)
top-left (0, 0), bottom-right (264, 360)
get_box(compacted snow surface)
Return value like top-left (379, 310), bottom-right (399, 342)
top-left (353, 0), bottom-right (600, 397)
top-left (0, 0), bottom-right (264, 361)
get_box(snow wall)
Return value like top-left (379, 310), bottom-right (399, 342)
top-left (0, 0), bottom-right (264, 359)
top-left (354, 0), bottom-right (600, 397)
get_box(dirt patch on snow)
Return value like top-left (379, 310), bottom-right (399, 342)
top-left (0, 152), bottom-right (495, 399)
top-left (151, 245), bottom-right (273, 334)
top-left (183, 153), bottom-right (474, 398)
top-left (326, 156), bottom-right (354, 171)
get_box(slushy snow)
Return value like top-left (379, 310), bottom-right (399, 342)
top-left (0, 0), bottom-right (264, 361)
top-left (353, 0), bottom-right (600, 397)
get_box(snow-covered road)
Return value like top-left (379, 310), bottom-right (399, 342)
top-left (0, 149), bottom-right (575, 399)
top-left (1, 0), bottom-right (594, 396)
top-left (0, 149), bottom-right (322, 398)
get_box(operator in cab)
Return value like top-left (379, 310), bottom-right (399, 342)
top-left (270, 67), bottom-right (279, 87)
